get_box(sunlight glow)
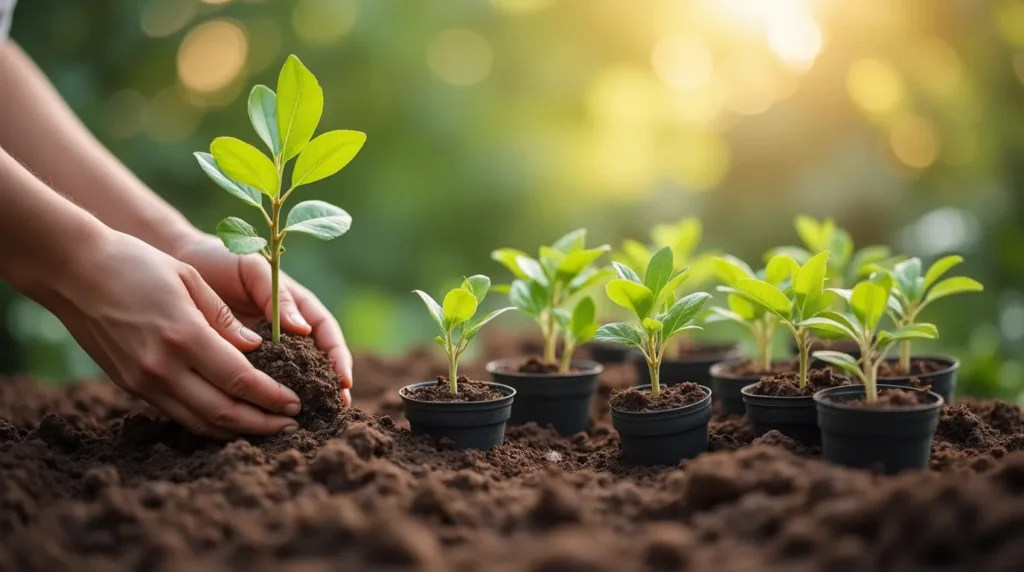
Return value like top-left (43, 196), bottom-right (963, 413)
top-left (427, 29), bottom-right (494, 86)
top-left (177, 19), bottom-right (248, 94)
top-left (491, 0), bottom-right (555, 14)
top-left (890, 115), bottom-right (939, 169)
top-left (292, 0), bottom-right (358, 46)
top-left (846, 58), bottom-right (905, 115)
top-left (765, 10), bottom-right (822, 69)
top-left (651, 36), bottom-right (714, 90)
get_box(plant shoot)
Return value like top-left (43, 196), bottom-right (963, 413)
top-left (706, 255), bottom-right (783, 372)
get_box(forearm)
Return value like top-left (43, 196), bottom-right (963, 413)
top-left (0, 42), bottom-right (199, 254)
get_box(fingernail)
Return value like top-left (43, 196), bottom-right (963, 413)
top-left (281, 424), bottom-right (298, 434)
top-left (283, 402), bottom-right (301, 416)
top-left (290, 312), bottom-right (309, 327)
top-left (239, 326), bottom-right (262, 344)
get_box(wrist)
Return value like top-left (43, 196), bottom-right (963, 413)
top-left (11, 214), bottom-right (115, 305)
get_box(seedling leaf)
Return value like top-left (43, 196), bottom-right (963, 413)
top-left (812, 351), bottom-right (861, 375)
top-left (442, 288), bottom-right (478, 329)
top-left (606, 279), bottom-right (655, 319)
top-left (248, 85), bottom-right (281, 156)
top-left (925, 276), bottom-right (984, 304)
top-left (923, 255), bottom-right (964, 291)
top-left (414, 290), bottom-right (445, 331)
top-left (594, 322), bottom-right (644, 349)
top-left (194, 152), bottom-right (263, 207)
top-left (292, 130), bottom-right (366, 188)
top-left (461, 275), bottom-right (491, 303)
top-left (210, 137), bottom-right (280, 197)
top-left (284, 200), bottom-right (351, 240)
top-left (216, 217), bottom-right (267, 255)
top-left (277, 55), bottom-right (324, 162)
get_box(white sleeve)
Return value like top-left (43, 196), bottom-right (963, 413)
top-left (0, 0), bottom-right (16, 45)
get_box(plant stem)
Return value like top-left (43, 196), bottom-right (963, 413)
top-left (797, 332), bottom-right (810, 389)
top-left (649, 360), bottom-right (661, 397)
top-left (542, 312), bottom-right (557, 363)
top-left (559, 342), bottom-right (574, 374)
top-left (447, 347), bottom-right (458, 395)
top-left (899, 340), bottom-right (911, 372)
top-left (864, 361), bottom-right (877, 402)
top-left (270, 199), bottom-right (282, 344)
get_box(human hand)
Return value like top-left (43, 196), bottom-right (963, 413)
top-left (45, 230), bottom-right (303, 438)
top-left (172, 232), bottom-right (353, 405)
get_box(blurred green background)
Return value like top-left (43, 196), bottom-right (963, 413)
top-left (2, 0), bottom-right (1022, 400)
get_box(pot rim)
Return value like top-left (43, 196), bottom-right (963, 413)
top-left (485, 358), bottom-right (603, 378)
top-left (740, 382), bottom-right (817, 402)
top-left (399, 380), bottom-right (516, 406)
top-left (609, 383), bottom-right (712, 416)
top-left (876, 354), bottom-right (960, 380)
top-left (710, 357), bottom-right (798, 380)
top-left (813, 383), bottom-right (944, 412)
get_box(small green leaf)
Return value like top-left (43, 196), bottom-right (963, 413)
top-left (797, 317), bottom-right (857, 341)
top-left (736, 279), bottom-right (792, 319)
top-left (509, 280), bottom-right (547, 317)
top-left (568, 267), bottom-right (615, 294)
top-left (764, 246), bottom-right (812, 265)
top-left (924, 276), bottom-right (984, 304)
top-left (657, 268), bottom-right (691, 308)
top-left (606, 279), bottom-right (655, 319)
top-left (538, 246), bottom-right (565, 277)
top-left (829, 229), bottom-right (854, 271)
top-left (492, 248), bottom-right (530, 279)
top-left (291, 130), bottom-right (366, 188)
top-left (442, 288), bottom-right (478, 329)
top-left (642, 318), bottom-right (664, 334)
top-left (877, 323), bottom-right (939, 345)
top-left (216, 217), bottom-right (267, 255)
top-left (283, 200), bottom-right (351, 240)
top-left (277, 54), bottom-right (324, 162)
top-left (248, 85), bottom-right (280, 156)
top-left (795, 250), bottom-right (829, 316)
top-left (661, 292), bottom-right (712, 337)
top-left (795, 215), bottom-right (825, 250)
top-left (194, 152), bottom-right (263, 207)
top-left (892, 258), bottom-right (923, 300)
top-left (619, 239), bottom-right (651, 270)
top-left (923, 255), bottom-right (965, 291)
top-left (714, 255), bottom-right (756, 287)
top-left (490, 283), bottom-right (511, 295)
top-left (812, 351), bottom-right (862, 376)
top-left (765, 254), bottom-right (800, 286)
top-left (594, 322), bottom-right (644, 349)
top-left (849, 245), bottom-right (893, 280)
top-left (571, 297), bottom-right (597, 337)
top-left (463, 307), bottom-right (516, 341)
top-left (850, 281), bottom-right (887, 331)
top-left (414, 290), bottom-right (445, 331)
top-left (728, 293), bottom-right (760, 321)
top-left (461, 275), bottom-right (491, 303)
top-left (704, 306), bottom-right (752, 327)
top-left (644, 246), bottom-right (675, 301)
top-left (516, 255), bottom-right (549, 286)
top-left (552, 228), bottom-right (587, 253)
top-left (433, 336), bottom-right (447, 348)
top-left (612, 261), bottom-right (643, 284)
top-left (558, 246), bottom-right (610, 279)
top-left (210, 137), bottom-right (280, 197)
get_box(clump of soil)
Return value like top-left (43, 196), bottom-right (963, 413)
top-left (879, 358), bottom-right (951, 377)
top-left (719, 359), bottom-right (798, 377)
top-left (747, 368), bottom-right (850, 397)
top-left (516, 357), bottom-right (562, 374)
top-left (844, 388), bottom-right (933, 408)
top-left (610, 382), bottom-right (707, 412)
top-left (246, 321), bottom-right (343, 429)
top-left (403, 376), bottom-right (503, 402)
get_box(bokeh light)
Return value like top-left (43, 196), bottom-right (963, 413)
top-left (764, 10), bottom-right (822, 70)
top-left (889, 114), bottom-right (940, 169)
top-left (664, 130), bottom-right (731, 191)
top-left (427, 29), bottom-right (494, 86)
top-left (140, 0), bottom-right (197, 38)
top-left (146, 86), bottom-right (202, 142)
top-left (651, 36), bottom-right (714, 90)
top-left (177, 19), bottom-right (249, 94)
top-left (846, 58), bottom-right (905, 115)
top-left (291, 0), bottom-right (358, 46)
top-left (995, 0), bottom-right (1024, 47)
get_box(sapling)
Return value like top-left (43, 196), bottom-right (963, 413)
top-left (807, 273), bottom-right (940, 402)
top-left (768, 215), bottom-right (896, 290)
top-left (719, 251), bottom-right (833, 389)
top-left (553, 297), bottom-right (601, 373)
top-left (492, 229), bottom-right (612, 372)
top-left (887, 256), bottom-right (984, 371)
top-left (415, 275), bottom-right (516, 394)
top-left (594, 246), bottom-right (712, 396)
top-left (195, 56), bottom-right (365, 344)
top-left (705, 255), bottom-right (784, 372)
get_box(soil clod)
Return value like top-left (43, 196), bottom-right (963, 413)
top-left (747, 368), bottom-right (850, 397)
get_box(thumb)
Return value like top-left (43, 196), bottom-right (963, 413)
top-left (240, 256), bottom-right (312, 336)
top-left (181, 266), bottom-right (263, 350)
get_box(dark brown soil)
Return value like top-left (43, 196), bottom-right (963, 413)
top-left (516, 357), bottom-right (563, 374)
top-left (747, 368), bottom-right (851, 397)
top-left (246, 321), bottom-right (343, 430)
top-left (719, 359), bottom-right (799, 378)
top-left (609, 382), bottom-right (707, 412)
top-left (403, 377), bottom-right (503, 402)
top-left (4, 330), bottom-right (1024, 571)
top-left (879, 358), bottom-right (951, 378)
top-left (845, 388), bottom-right (934, 408)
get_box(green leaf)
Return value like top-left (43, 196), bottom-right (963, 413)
top-left (215, 217), bottom-right (267, 255)
top-left (461, 275), bottom-right (490, 303)
top-left (714, 255), bottom-right (755, 287)
top-left (291, 130), bottom-right (366, 188)
top-left (283, 200), bottom-right (351, 240)
top-left (552, 228), bottom-right (587, 253)
top-left (704, 306), bottom-right (752, 327)
top-left (812, 351), bottom-right (862, 376)
top-left (797, 317), bottom-right (857, 341)
top-left (728, 293), bottom-right (760, 321)
top-left (892, 258), bottom-right (923, 300)
top-left (490, 283), bottom-right (511, 295)
top-left (558, 246), bottom-right (610, 279)
top-left (433, 336), bottom-right (447, 349)
top-left (515, 255), bottom-right (549, 286)
top-left (594, 322), bottom-right (644, 349)
top-left (658, 268), bottom-right (691, 306)
top-left (210, 137), bottom-right (280, 197)
top-left (276, 54), bottom-right (324, 162)
top-left (492, 248), bottom-right (530, 279)
top-left (463, 307), bottom-right (516, 341)
top-left (248, 85), bottom-right (280, 156)
top-left (736, 279), bottom-right (792, 319)
top-left (795, 250), bottom-right (830, 316)
top-left (538, 246), bottom-right (565, 277)
top-left (850, 281), bottom-right (887, 331)
top-left (612, 261), bottom-right (643, 284)
top-left (850, 245), bottom-right (893, 279)
top-left (509, 280), bottom-right (547, 317)
top-left (923, 255), bottom-right (964, 291)
top-left (571, 297), bottom-right (597, 337)
top-left (795, 215), bottom-right (826, 250)
top-left (765, 254), bottom-right (800, 286)
top-left (442, 288), bottom-right (478, 329)
top-left (764, 246), bottom-right (812, 265)
top-left (644, 246), bottom-right (675, 301)
top-left (661, 292), bottom-right (712, 337)
top-left (606, 279), bottom-right (655, 319)
top-left (568, 267), bottom-right (615, 294)
top-left (194, 152), bottom-right (263, 208)
top-left (829, 229), bottom-right (854, 272)
top-left (924, 276), bottom-right (984, 305)
top-left (414, 290), bottom-right (445, 332)
top-left (877, 323), bottom-right (939, 345)
top-left (642, 318), bottom-right (664, 334)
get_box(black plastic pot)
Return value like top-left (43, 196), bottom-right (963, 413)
top-left (741, 384), bottom-right (820, 445)
top-left (633, 343), bottom-right (741, 387)
top-left (584, 342), bottom-right (633, 365)
top-left (399, 381), bottom-right (516, 450)
top-left (486, 358), bottom-right (601, 435)
top-left (878, 355), bottom-right (958, 406)
top-left (709, 358), bottom-right (794, 416)
top-left (815, 384), bottom-right (944, 474)
top-left (610, 384), bottom-right (712, 466)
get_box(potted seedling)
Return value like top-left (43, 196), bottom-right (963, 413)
top-left (809, 273), bottom-right (945, 473)
top-left (617, 218), bottom-right (739, 385)
top-left (594, 246), bottom-right (713, 466)
top-left (194, 55), bottom-right (364, 425)
top-left (487, 229), bottom-right (610, 435)
top-left (400, 276), bottom-right (517, 449)
top-left (879, 256), bottom-right (984, 404)
top-left (720, 250), bottom-right (851, 444)
top-left (705, 255), bottom-right (788, 416)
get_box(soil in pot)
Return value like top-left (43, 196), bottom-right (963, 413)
top-left (709, 359), bottom-right (797, 416)
top-left (815, 385), bottom-right (944, 474)
top-left (634, 341), bottom-right (740, 386)
top-left (742, 369), bottom-right (851, 445)
top-left (399, 377), bottom-right (515, 450)
top-left (403, 376), bottom-right (503, 402)
top-left (878, 356), bottom-right (959, 405)
top-left (246, 321), bottom-right (344, 430)
top-left (488, 358), bottom-right (601, 436)
top-left (610, 382), bottom-right (712, 466)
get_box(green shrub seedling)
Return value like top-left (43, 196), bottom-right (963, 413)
top-left (492, 229), bottom-right (612, 372)
top-left (887, 256), bottom-right (984, 371)
top-left (415, 276), bottom-right (516, 394)
top-left (705, 255), bottom-right (784, 372)
top-left (808, 273), bottom-right (939, 402)
top-left (594, 246), bottom-right (712, 396)
top-left (553, 297), bottom-right (601, 373)
top-left (719, 251), bottom-right (832, 389)
top-left (195, 55), bottom-right (366, 344)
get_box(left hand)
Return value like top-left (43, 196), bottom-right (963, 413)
top-left (172, 233), bottom-right (353, 406)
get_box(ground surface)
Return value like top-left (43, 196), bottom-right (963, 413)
top-left (2, 331), bottom-right (1024, 571)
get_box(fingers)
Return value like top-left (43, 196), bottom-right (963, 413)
top-left (149, 393), bottom-right (234, 440)
top-left (289, 280), bottom-right (354, 394)
top-left (239, 256), bottom-right (312, 336)
top-left (180, 266), bottom-right (263, 351)
top-left (170, 369), bottom-right (299, 436)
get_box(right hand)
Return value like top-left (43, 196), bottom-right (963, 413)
top-left (42, 230), bottom-right (302, 439)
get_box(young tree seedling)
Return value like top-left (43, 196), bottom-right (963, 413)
top-left (415, 275), bottom-right (516, 394)
top-left (887, 256), bottom-right (984, 371)
top-left (195, 55), bottom-right (365, 344)
top-left (719, 251), bottom-right (832, 389)
top-left (492, 229), bottom-right (612, 372)
top-left (705, 255), bottom-right (784, 372)
top-left (553, 297), bottom-right (601, 373)
top-left (806, 273), bottom-right (939, 402)
top-left (594, 246), bottom-right (712, 396)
